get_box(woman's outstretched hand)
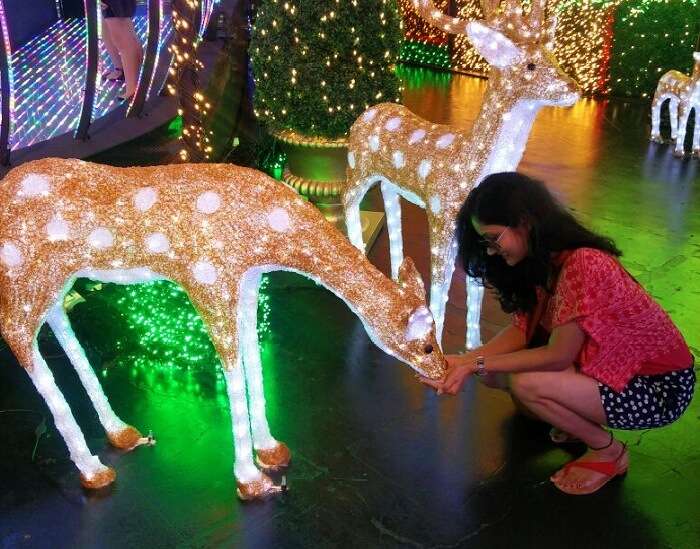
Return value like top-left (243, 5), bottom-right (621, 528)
top-left (419, 354), bottom-right (475, 395)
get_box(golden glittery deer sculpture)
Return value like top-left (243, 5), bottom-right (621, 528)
top-left (0, 158), bottom-right (445, 500)
top-left (343, 0), bottom-right (579, 349)
top-left (651, 52), bottom-right (700, 157)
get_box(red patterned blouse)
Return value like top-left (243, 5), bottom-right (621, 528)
top-left (513, 248), bottom-right (693, 392)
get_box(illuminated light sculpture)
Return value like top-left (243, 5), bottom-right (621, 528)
top-left (650, 51), bottom-right (700, 157)
top-left (343, 0), bottom-right (579, 349)
top-left (0, 158), bottom-right (445, 500)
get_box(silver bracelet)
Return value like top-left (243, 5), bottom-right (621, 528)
top-left (474, 355), bottom-right (487, 377)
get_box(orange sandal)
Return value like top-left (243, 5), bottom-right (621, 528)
top-left (552, 442), bottom-right (628, 495)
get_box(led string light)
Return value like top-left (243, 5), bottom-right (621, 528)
top-left (397, 0), bottom-right (451, 68)
top-left (167, 0), bottom-right (216, 161)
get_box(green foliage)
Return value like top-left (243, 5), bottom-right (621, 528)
top-left (249, 0), bottom-right (403, 138)
top-left (610, 0), bottom-right (700, 98)
top-left (399, 40), bottom-right (451, 70)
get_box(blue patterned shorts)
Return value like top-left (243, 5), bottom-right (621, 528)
top-left (599, 366), bottom-right (696, 430)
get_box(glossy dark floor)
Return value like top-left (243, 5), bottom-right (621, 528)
top-left (1, 68), bottom-right (699, 548)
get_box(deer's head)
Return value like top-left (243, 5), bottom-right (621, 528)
top-left (412, 0), bottom-right (579, 106)
top-left (382, 257), bottom-right (446, 380)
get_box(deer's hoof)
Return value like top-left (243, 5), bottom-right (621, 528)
top-left (107, 425), bottom-right (145, 451)
top-left (236, 473), bottom-right (283, 501)
top-left (673, 149), bottom-right (686, 158)
top-left (255, 442), bottom-right (292, 472)
top-left (80, 466), bottom-right (116, 489)
top-left (650, 135), bottom-right (664, 144)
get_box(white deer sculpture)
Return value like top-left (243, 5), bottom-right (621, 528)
top-left (343, 0), bottom-right (579, 348)
top-left (0, 158), bottom-right (445, 500)
top-left (651, 52), bottom-right (700, 157)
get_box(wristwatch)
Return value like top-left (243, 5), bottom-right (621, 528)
top-left (474, 355), bottom-right (487, 377)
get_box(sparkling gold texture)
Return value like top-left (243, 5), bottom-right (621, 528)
top-left (107, 425), bottom-right (145, 450)
top-left (255, 442), bottom-right (292, 471)
top-left (237, 474), bottom-right (281, 500)
top-left (80, 466), bottom-right (117, 489)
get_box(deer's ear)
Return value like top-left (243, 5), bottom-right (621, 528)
top-left (397, 257), bottom-right (425, 301)
top-left (405, 305), bottom-right (434, 341)
top-left (467, 21), bottom-right (524, 68)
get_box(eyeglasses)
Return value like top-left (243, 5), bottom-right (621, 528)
top-left (478, 227), bottom-right (509, 253)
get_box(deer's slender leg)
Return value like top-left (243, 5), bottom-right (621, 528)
top-left (237, 268), bottom-right (290, 472)
top-left (343, 177), bottom-right (368, 253)
top-left (692, 107), bottom-right (700, 155)
top-left (381, 181), bottom-right (404, 280)
top-left (674, 103), bottom-right (691, 156)
top-left (465, 276), bottom-right (486, 350)
top-left (25, 342), bottom-right (115, 488)
top-left (46, 302), bottom-right (148, 451)
top-left (651, 93), bottom-right (666, 142)
top-left (223, 352), bottom-right (281, 500)
top-left (669, 98), bottom-right (679, 140)
top-left (428, 231), bottom-right (459, 345)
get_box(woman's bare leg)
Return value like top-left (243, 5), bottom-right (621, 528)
top-left (508, 370), bottom-right (626, 492)
top-left (104, 18), bottom-right (143, 97)
top-left (101, 19), bottom-right (122, 77)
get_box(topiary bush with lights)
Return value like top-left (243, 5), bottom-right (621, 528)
top-left (249, 0), bottom-right (403, 138)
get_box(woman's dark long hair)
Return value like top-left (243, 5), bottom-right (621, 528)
top-left (457, 172), bottom-right (621, 314)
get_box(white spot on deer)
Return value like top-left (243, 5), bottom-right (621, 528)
top-left (347, 151), bottom-right (356, 169)
top-left (363, 108), bottom-right (377, 122)
top-left (429, 195), bottom-right (441, 214)
top-left (145, 232), bottom-right (170, 254)
top-left (19, 174), bottom-right (51, 197)
top-left (196, 191), bottom-right (221, 214)
top-left (0, 242), bottom-right (22, 267)
top-left (192, 260), bottom-right (218, 284)
top-left (369, 135), bottom-right (380, 152)
top-left (268, 207), bottom-right (291, 233)
top-left (88, 228), bottom-right (114, 249)
top-left (46, 215), bottom-right (70, 241)
top-left (436, 133), bottom-right (455, 149)
top-left (134, 187), bottom-right (157, 212)
top-left (385, 117), bottom-right (402, 131)
top-left (392, 151), bottom-right (405, 169)
top-left (417, 159), bottom-right (432, 179)
top-left (408, 129), bottom-right (426, 145)
top-left (405, 305), bottom-right (434, 341)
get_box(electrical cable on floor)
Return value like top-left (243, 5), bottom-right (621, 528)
top-left (0, 409), bottom-right (47, 461)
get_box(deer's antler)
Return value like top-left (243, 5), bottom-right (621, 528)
top-left (409, 0), bottom-right (495, 36)
top-left (411, 0), bottom-right (558, 44)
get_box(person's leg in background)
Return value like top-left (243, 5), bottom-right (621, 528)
top-left (100, 19), bottom-right (124, 81)
top-left (103, 14), bottom-right (143, 99)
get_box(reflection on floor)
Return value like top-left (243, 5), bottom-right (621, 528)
top-left (0, 67), bottom-right (698, 548)
top-left (8, 9), bottom-right (172, 151)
